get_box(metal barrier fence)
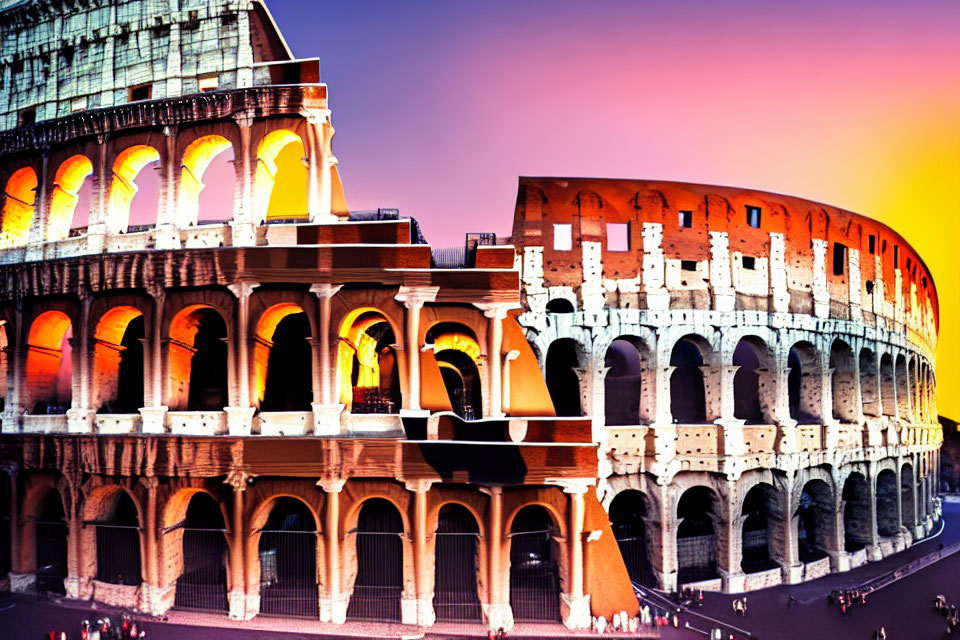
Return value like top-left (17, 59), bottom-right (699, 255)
top-left (258, 529), bottom-right (319, 619)
top-left (677, 534), bottom-right (718, 583)
top-left (36, 519), bottom-right (68, 595)
top-left (173, 528), bottom-right (229, 612)
top-left (347, 499), bottom-right (404, 622)
top-left (434, 504), bottom-right (483, 622)
top-left (509, 528), bottom-right (560, 622)
top-left (95, 524), bottom-right (142, 585)
top-left (616, 530), bottom-right (657, 588)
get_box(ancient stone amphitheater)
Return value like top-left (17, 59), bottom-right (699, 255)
top-left (0, 0), bottom-right (942, 633)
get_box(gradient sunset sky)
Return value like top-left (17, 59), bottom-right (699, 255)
top-left (267, 0), bottom-right (960, 418)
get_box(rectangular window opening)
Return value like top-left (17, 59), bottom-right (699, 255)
top-left (553, 223), bottom-right (573, 251)
top-left (868, 235), bottom-right (875, 254)
top-left (742, 256), bottom-right (756, 270)
top-left (833, 243), bottom-right (846, 276)
top-left (198, 74), bottom-right (219, 92)
top-left (680, 260), bottom-right (698, 271)
top-left (906, 257), bottom-right (912, 272)
top-left (679, 210), bottom-right (693, 228)
top-left (746, 206), bottom-right (761, 228)
top-left (893, 245), bottom-right (899, 269)
top-left (128, 83), bottom-right (152, 102)
top-left (606, 222), bottom-right (629, 251)
top-left (17, 108), bottom-right (36, 127)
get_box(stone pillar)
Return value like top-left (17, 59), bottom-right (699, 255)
top-left (165, 23), bottom-right (182, 97)
top-left (63, 485), bottom-right (83, 599)
top-left (67, 291), bottom-right (95, 433)
top-left (302, 109), bottom-right (339, 223)
top-left (713, 364), bottom-right (746, 457)
top-left (708, 231), bottom-right (735, 312)
top-left (230, 112), bottom-right (257, 246)
top-left (225, 467), bottom-right (254, 620)
top-left (717, 482), bottom-right (745, 592)
top-left (310, 284), bottom-right (344, 434)
top-left (848, 248), bottom-right (862, 322)
top-left (99, 11), bottom-right (117, 107)
top-left (560, 482), bottom-right (590, 630)
top-left (3, 466), bottom-right (23, 585)
top-left (769, 232), bottom-right (790, 313)
top-left (481, 486), bottom-right (512, 631)
top-left (140, 289), bottom-right (168, 433)
top-left (501, 350), bottom-right (521, 415)
top-left (225, 282), bottom-right (259, 435)
top-left (3, 310), bottom-right (25, 430)
top-left (473, 303), bottom-right (519, 418)
top-left (317, 477), bottom-right (347, 622)
top-left (406, 479), bottom-right (437, 626)
top-left (828, 470), bottom-right (849, 572)
top-left (774, 472), bottom-right (803, 583)
top-left (811, 238), bottom-right (830, 318)
top-left (866, 462), bottom-right (882, 561)
top-left (654, 483), bottom-right (678, 592)
top-left (771, 339), bottom-right (798, 453)
top-left (155, 126), bottom-right (181, 250)
top-left (641, 223), bottom-right (669, 310)
top-left (140, 477), bottom-right (172, 615)
top-left (394, 286), bottom-right (439, 414)
top-left (236, 7), bottom-right (254, 88)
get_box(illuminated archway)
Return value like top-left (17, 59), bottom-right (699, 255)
top-left (168, 305), bottom-right (228, 411)
top-left (25, 311), bottom-right (73, 414)
top-left (93, 307), bottom-right (145, 413)
top-left (253, 129), bottom-right (307, 223)
top-left (0, 321), bottom-right (8, 410)
top-left (254, 303), bottom-right (312, 410)
top-left (426, 323), bottom-right (482, 420)
top-left (0, 167), bottom-right (38, 248)
top-left (338, 310), bottom-right (401, 413)
top-left (107, 145), bottom-right (161, 234)
top-left (47, 155), bottom-right (94, 241)
top-left (178, 135), bottom-right (235, 227)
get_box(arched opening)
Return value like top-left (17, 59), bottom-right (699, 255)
top-left (509, 505), bottom-right (560, 622)
top-left (732, 339), bottom-right (764, 424)
top-left (740, 484), bottom-right (777, 573)
top-left (168, 306), bottom-right (228, 411)
top-left (0, 472), bottom-right (10, 577)
top-left (876, 470), bottom-right (899, 537)
top-left (604, 338), bottom-right (649, 426)
top-left (676, 486), bottom-right (718, 583)
top-left (797, 479), bottom-right (832, 562)
top-left (545, 298), bottom-right (574, 314)
top-left (842, 473), bottom-right (871, 552)
top-left (48, 155), bottom-right (94, 240)
top-left (179, 135), bottom-right (236, 226)
top-left (107, 145), bottom-right (161, 233)
top-left (256, 305), bottom-right (312, 411)
top-left (95, 491), bottom-right (142, 586)
top-left (901, 464), bottom-right (916, 529)
top-left (859, 349), bottom-right (880, 417)
top-left (0, 321), bottom-right (8, 411)
top-left (93, 308), bottom-right (144, 413)
top-left (26, 311), bottom-right (73, 414)
top-left (545, 339), bottom-right (582, 417)
top-left (788, 342), bottom-right (820, 424)
top-left (34, 489), bottom-right (68, 595)
top-left (427, 323), bottom-right (482, 420)
top-left (609, 490), bottom-right (655, 587)
top-left (880, 354), bottom-right (896, 417)
top-left (347, 498), bottom-right (403, 621)
top-left (830, 340), bottom-right (857, 422)
top-left (0, 167), bottom-right (38, 248)
top-left (254, 130), bottom-right (308, 223)
top-left (433, 504), bottom-right (482, 621)
top-left (258, 497), bottom-right (319, 618)
top-left (338, 311), bottom-right (401, 414)
top-left (670, 337), bottom-right (707, 424)
top-left (173, 493), bottom-right (228, 612)
top-left (895, 355), bottom-right (909, 419)
top-left (908, 358), bottom-right (919, 421)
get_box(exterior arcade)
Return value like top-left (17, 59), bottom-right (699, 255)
top-left (0, 0), bottom-right (943, 635)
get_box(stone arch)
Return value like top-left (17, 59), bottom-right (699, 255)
top-left (338, 308), bottom-right (403, 413)
top-left (432, 503), bottom-right (484, 622)
top-left (425, 322), bottom-right (483, 420)
top-left (345, 496), bottom-right (407, 621)
top-left (875, 469), bottom-right (899, 538)
top-left (796, 478), bottom-right (833, 562)
top-left (23, 482), bottom-right (69, 594)
top-left (788, 341), bottom-right (821, 424)
top-left (254, 302), bottom-right (313, 411)
top-left (859, 348), bottom-right (880, 417)
top-left (608, 489), bottom-right (655, 587)
top-left (908, 356), bottom-right (919, 421)
top-left (25, 310), bottom-right (73, 414)
top-left (895, 354), bottom-right (909, 419)
top-left (732, 336), bottom-right (774, 424)
top-left (0, 320), bottom-right (8, 409)
top-left (253, 129), bottom-right (307, 223)
top-left (841, 472), bottom-right (871, 552)
top-left (47, 155), bottom-right (94, 241)
top-left (545, 338), bottom-right (584, 417)
top-left (740, 482), bottom-right (778, 573)
top-left (166, 490), bottom-right (231, 612)
top-left (166, 304), bottom-right (229, 411)
top-left (829, 339), bottom-right (857, 422)
top-left (879, 353), bottom-right (896, 416)
top-left (900, 463), bottom-right (916, 530)
top-left (92, 306), bottom-right (145, 413)
top-left (545, 298), bottom-right (575, 314)
top-left (670, 334), bottom-right (711, 424)
top-left (107, 145), bottom-right (161, 234)
top-left (82, 485), bottom-right (144, 587)
top-left (507, 504), bottom-right (562, 622)
top-left (604, 336), bottom-right (652, 426)
top-left (177, 134), bottom-right (236, 227)
top-left (0, 166), bottom-right (38, 248)
top-left (676, 485), bottom-right (719, 583)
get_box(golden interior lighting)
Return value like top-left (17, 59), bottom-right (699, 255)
top-left (252, 303), bottom-right (305, 405)
top-left (337, 311), bottom-right (394, 406)
top-left (25, 310), bottom-right (72, 406)
top-left (48, 155), bottom-right (94, 241)
top-left (432, 332), bottom-right (481, 363)
top-left (107, 145), bottom-right (160, 234)
top-left (92, 306), bottom-right (143, 408)
top-left (253, 129), bottom-right (307, 222)
top-left (0, 167), bottom-right (38, 248)
top-left (178, 135), bottom-right (233, 227)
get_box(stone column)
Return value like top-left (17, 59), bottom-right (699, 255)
top-left (866, 462), bottom-right (882, 561)
top-left (225, 282), bottom-right (259, 435)
top-left (713, 364), bottom-right (746, 457)
top-left (560, 482), bottom-right (590, 630)
top-left (501, 350), bottom-right (521, 414)
top-left (769, 232), bottom-right (790, 313)
top-left (155, 126), bottom-right (181, 250)
top-left (225, 467), bottom-right (254, 620)
top-left (67, 291), bottom-right (94, 433)
top-left (236, 7), bottom-right (254, 88)
top-left (230, 112), bottom-right (257, 245)
top-left (406, 479), bottom-right (437, 626)
top-left (474, 303), bottom-right (520, 418)
top-left (480, 486), bottom-right (512, 631)
top-left (708, 231), bottom-right (735, 312)
top-left (318, 477), bottom-right (347, 622)
top-left (2, 310), bottom-right (24, 430)
top-left (63, 484), bottom-right (83, 599)
top-left (641, 223), bottom-right (670, 310)
top-left (140, 477), bottom-right (172, 615)
top-left (394, 286), bottom-right (439, 414)
top-left (140, 289), bottom-right (168, 433)
top-left (310, 284), bottom-right (344, 434)
top-left (828, 470), bottom-right (848, 572)
top-left (654, 483), bottom-right (678, 592)
top-left (717, 482), bottom-right (745, 592)
top-left (811, 239), bottom-right (830, 318)
top-left (774, 472), bottom-right (802, 583)
top-left (2, 465), bottom-right (30, 590)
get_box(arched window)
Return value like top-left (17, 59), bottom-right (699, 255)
top-left (604, 338), bottom-right (648, 426)
top-left (901, 464), bottom-right (916, 530)
top-left (788, 342), bottom-right (820, 424)
top-left (797, 480), bottom-right (832, 562)
top-left (256, 305), bottom-right (312, 411)
top-left (168, 306), bottom-right (228, 411)
top-left (107, 145), bottom-right (161, 233)
top-left (830, 340), bottom-right (857, 422)
top-left (254, 130), bottom-right (308, 223)
top-left (48, 155), bottom-right (94, 241)
top-left (173, 493), bottom-right (228, 612)
top-left (895, 355), bottom-right (909, 418)
top-left (427, 323), bottom-right (482, 420)
top-left (259, 497), bottom-right (319, 618)
top-left (859, 349), bottom-right (880, 417)
top-left (509, 505), bottom-right (560, 622)
top-left (676, 487), bottom-right (718, 583)
top-left (842, 474), bottom-right (870, 552)
top-left (740, 484), bottom-right (777, 573)
top-left (545, 298), bottom-right (574, 314)
top-left (880, 354), bottom-right (896, 417)
top-left (0, 167), bottom-right (38, 248)
top-left (732, 339), bottom-right (764, 424)
top-left (178, 135), bottom-right (236, 227)
top-left (876, 470), bottom-right (898, 537)
top-left (347, 498), bottom-right (404, 621)
top-left (433, 504), bottom-right (482, 621)
top-left (93, 307), bottom-right (144, 413)
top-left (670, 337), bottom-right (707, 424)
top-left (25, 311), bottom-right (73, 414)
top-left (545, 339), bottom-right (582, 417)
top-left (34, 489), bottom-right (68, 595)
top-left (95, 491), bottom-right (142, 585)
top-left (609, 490), bottom-right (655, 587)
top-left (338, 311), bottom-right (401, 413)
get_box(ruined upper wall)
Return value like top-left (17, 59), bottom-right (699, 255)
top-left (0, 0), bottom-right (296, 131)
top-left (511, 177), bottom-right (939, 354)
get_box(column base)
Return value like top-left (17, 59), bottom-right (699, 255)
top-left (230, 221), bottom-right (257, 247)
top-left (66, 409), bottom-right (95, 434)
top-left (311, 403), bottom-right (344, 436)
top-left (830, 551), bottom-right (850, 573)
top-left (228, 589), bottom-right (248, 620)
top-left (8, 572), bottom-right (35, 593)
top-left (717, 418), bottom-right (747, 456)
top-left (244, 591), bottom-right (261, 620)
top-left (482, 602), bottom-right (514, 632)
top-left (311, 213), bottom-right (341, 224)
top-left (781, 563), bottom-right (804, 584)
top-left (400, 594), bottom-right (419, 625)
top-left (399, 408), bottom-right (431, 419)
top-left (644, 288), bottom-right (670, 310)
top-left (225, 406), bottom-right (256, 436)
top-left (713, 289), bottom-right (736, 312)
top-left (720, 571), bottom-right (746, 593)
top-left (561, 593), bottom-right (591, 630)
top-left (658, 568), bottom-right (678, 593)
top-left (155, 224), bottom-right (182, 250)
top-left (413, 595), bottom-right (436, 627)
top-left (867, 544), bottom-right (883, 562)
top-left (140, 583), bottom-right (175, 616)
top-left (915, 524), bottom-right (926, 540)
top-left (138, 406), bottom-right (168, 434)
top-left (0, 411), bottom-right (20, 433)
top-left (319, 591), bottom-right (349, 623)
top-left (814, 300), bottom-right (830, 319)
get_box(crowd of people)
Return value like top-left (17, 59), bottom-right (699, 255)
top-left (935, 594), bottom-right (960, 637)
top-left (46, 616), bottom-right (146, 640)
top-left (827, 588), bottom-right (868, 616)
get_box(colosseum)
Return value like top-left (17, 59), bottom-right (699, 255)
top-left (0, 0), bottom-right (943, 634)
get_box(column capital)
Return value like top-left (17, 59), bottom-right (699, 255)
top-left (395, 285), bottom-right (439, 309)
top-left (404, 478), bottom-right (439, 494)
top-left (316, 476), bottom-right (346, 493)
top-left (473, 301), bottom-right (521, 319)
top-left (231, 110), bottom-right (255, 129)
top-left (224, 466), bottom-right (256, 492)
top-left (310, 283), bottom-right (343, 299)
top-left (548, 479), bottom-right (594, 495)
top-left (479, 486), bottom-right (503, 498)
top-left (300, 107), bottom-right (331, 125)
top-left (227, 281), bottom-right (260, 300)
